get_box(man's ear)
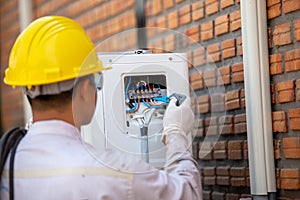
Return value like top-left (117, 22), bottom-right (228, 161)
top-left (76, 79), bottom-right (90, 100)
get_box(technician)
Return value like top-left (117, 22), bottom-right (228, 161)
top-left (1, 16), bottom-right (202, 199)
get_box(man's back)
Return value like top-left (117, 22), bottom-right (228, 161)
top-left (1, 120), bottom-right (202, 200)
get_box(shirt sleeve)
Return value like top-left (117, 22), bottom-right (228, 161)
top-left (132, 133), bottom-right (202, 200)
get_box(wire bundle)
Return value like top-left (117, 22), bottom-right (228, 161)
top-left (125, 78), bottom-right (169, 113)
top-left (0, 127), bottom-right (27, 200)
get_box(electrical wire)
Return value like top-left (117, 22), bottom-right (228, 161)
top-left (126, 99), bottom-right (140, 113)
top-left (0, 127), bottom-right (27, 200)
top-left (125, 77), bottom-right (131, 100)
top-left (142, 99), bottom-right (161, 109)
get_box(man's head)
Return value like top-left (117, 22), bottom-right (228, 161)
top-left (4, 16), bottom-right (107, 128)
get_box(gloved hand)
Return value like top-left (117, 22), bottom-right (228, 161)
top-left (161, 97), bottom-right (195, 145)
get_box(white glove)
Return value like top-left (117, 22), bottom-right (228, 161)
top-left (161, 97), bottom-right (195, 145)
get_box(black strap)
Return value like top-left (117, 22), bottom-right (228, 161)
top-left (0, 127), bottom-right (27, 200)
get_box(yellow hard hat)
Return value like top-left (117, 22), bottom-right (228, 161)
top-left (4, 16), bottom-right (108, 88)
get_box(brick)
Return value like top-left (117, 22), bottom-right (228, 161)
top-left (198, 95), bottom-right (210, 104)
top-left (269, 54), bottom-right (283, 75)
top-left (192, 1), bottom-right (204, 21)
top-left (226, 99), bottom-right (240, 111)
top-left (273, 23), bottom-right (292, 46)
top-left (295, 19), bottom-right (300, 41)
top-left (267, 1), bottom-right (282, 19)
top-left (203, 69), bottom-right (216, 79)
top-left (226, 90), bottom-right (239, 101)
top-left (228, 140), bottom-right (243, 150)
top-left (163, 0), bottom-right (174, 9)
top-left (201, 21), bottom-right (213, 41)
top-left (190, 72), bottom-right (202, 82)
top-left (214, 150), bottom-right (227, 159)
top-left (203, 167), bottom-right (216, 176)
top-left (191, 80), bottom-right (204, 90)
top-left (230, 10), bottom-right (241, 31)
top-left (206, 0), bottom-right (219, 15)
top-left (228, 150), bottom-right (243, 160)
top-left (207, 43), bottom-right (220, 62)
top-left (203, 190), bottom-right (212, 200)
top-left (197, 96), bottom-right (210, 113)
top-left (283, 137), bottom-right (300, 149)
top-left (283, 0), bottom-right (300, 14)
top-left (211, 94), bottom-right (225, 109)
top-left (272, 111), bottom-right (287, 121)
top-left (205, 117), bottom-right (218, 126)
top-left (212, 192), bottom-right (225, 200)
top-left (278, 90), bottom-right (295, 103)
top-left (203, 69), bottom-right (216, 87)
top-left (218, 65), bottom-right (231, 75)
top-left (234, 113), bottom-right (246, 123)
top-left (199, 142), bottom-right (213, 159)
top-left (151, 0), bottom-right (162, 16)
top-left (168, 11), bottom-right (178, 29)
top-left (204, 176), bottom-right (216, 186)
top-left (277, 80), bottom-right (295, 103)
top-left (272, 111), bottom-right (288, 132)
top-left (193, 48), bottom-right (206, 66)
top-left (195, 128), bottom-right (204, 138)
top-left (179, 5), bottom-right (191, 25)
top-left (214, 141), bottom-right (227, 150)
top-left (283, 137), bottom-right (300, 158)
top-left (235, 123), bottom-right (247, 134)
top-left (215, 14), bottom-right (229, 36)
top-left (230, 167), bottom-right (246, 177)
top-left (273, 121), bottom-right (288, 132)
top-left (231, 177), bottom-right (246, 187)
top-left (222, 39), bottom-right (235, 59)
top-left (281, 178), bottom-right (300, 190)
top-left (164, 34), bottom-right (175, 51)
top-left (284, 148), bottom-right (300, 158)
top-left (284, 48), bottom-right (300, 72)
top-left (206, 126), bottom-right (218, 136)
top-left (219, 115), bottom-right (233, 124)
top-left (187, 26), bottom-right (200, 44)
top-left (219, 118), bottom-right (233, 135)
top-left (226, 193), bottom-right (240, 200)
top-left (217, 66), bottom-right (231, 85)
top-left (221, 0), bottom-right (234, 9)
top-left (288, 108), bottom-right (300, 118)
top-left (216, 167), bottom-right (230, 176)
top-left (232, 63), bottom-right (244, 83)
top-left (281, 168), bottom-right (300, 178)
top-left (267, 0), bottom-right (281, 7)
top-left (217, 176), bottom-right (230, 185)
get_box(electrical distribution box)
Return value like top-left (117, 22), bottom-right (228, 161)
top-left (81, 52), bottom-right (191, 167)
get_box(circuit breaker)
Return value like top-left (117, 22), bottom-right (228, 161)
top-left (81, 52), bottom-right (191, 167)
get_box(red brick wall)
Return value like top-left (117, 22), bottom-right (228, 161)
top-left (145, 0), bottom-right (299, 199)
top-left (267, 0), bottom-right (300, 198)
top-left (0, 0), bottom-right (299, 199)
top-left (0, 0), bottom-right (23, 132)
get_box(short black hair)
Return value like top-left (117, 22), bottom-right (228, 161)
top-left (28, 74), bottom-right (95, 112)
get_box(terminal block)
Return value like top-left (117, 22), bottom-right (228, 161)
top-left (124, 74), bottom-right (167, 113)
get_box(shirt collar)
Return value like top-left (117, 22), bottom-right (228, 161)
top-left (28, 120), bottom-right (80, 138)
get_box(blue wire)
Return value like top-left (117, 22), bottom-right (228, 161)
top-left (126, 100), bottom-right (138, 113)
top-left (125, 77), bottom-right (131, 99)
